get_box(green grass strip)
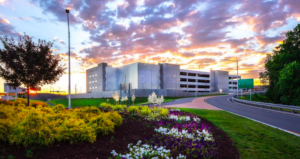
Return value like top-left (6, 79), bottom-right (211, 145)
top-left (179, 108), bottom-right (300, 159)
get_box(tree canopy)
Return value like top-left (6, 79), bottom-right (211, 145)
top-left (0, 34), bottom-right (66, 105)
top-left (260, 24), bottom-right (300, 105)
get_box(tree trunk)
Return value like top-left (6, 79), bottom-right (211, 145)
top-left (27, 87), bottom-right (30, 106)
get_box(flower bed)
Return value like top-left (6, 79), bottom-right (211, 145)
top-left (0, 100), bottom-right (238, 159)
top-left (110, 109), bottom-right (218, 159)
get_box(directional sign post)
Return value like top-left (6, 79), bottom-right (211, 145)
top-left (238, 79), bottom-right (254, 101)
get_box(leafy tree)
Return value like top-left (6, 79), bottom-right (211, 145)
top-left (0, 34), bottom-right (66, 105)
top-left (260, 24), bottom-right (300, 104)
top-left (259, 72), bottom-right (269, 89)
top-left (277, 61), bottom-right (300, 105)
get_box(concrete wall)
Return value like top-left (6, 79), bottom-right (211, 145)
top-left (118, 63), bottom-right (138, 89)
top-left (105, 66), bottom-right (119, 91)
top-left (71, 89), bottom-right (219, 98)
top-left (137, 63), bottom-right (160, 89)
top-left (86, 63), bottom-right (107, 93)
top-left (210, 70), bottom-right (229, 93)
top-left (159, 63), bottom-right (180, 89)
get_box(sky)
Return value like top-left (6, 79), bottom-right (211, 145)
top-left (0, 0), bottom-right (300, 94)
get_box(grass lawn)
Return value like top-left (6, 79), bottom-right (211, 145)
top-left (48, 97), bottom-right (182, 108)
top-left (48, 93), bottom-right (228, 108)
top-left (10, 98), bottom-right (44, 102)
top-left (179, 108), bottom-right (300, 159)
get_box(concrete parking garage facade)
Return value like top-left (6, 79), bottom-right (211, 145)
top-left (70, 62), bottom-right (241, 98)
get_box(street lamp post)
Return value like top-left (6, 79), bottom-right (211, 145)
top-left (66, 9), bottom-right (71, 109)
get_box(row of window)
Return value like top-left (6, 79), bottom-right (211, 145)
top-left (89, 87), bottom-right (98, 90)
top-left (180, 85), bottom-right (210, 89)
top-left (89, 80), bottom-right (98, 83)
top-left (89, 74), bottom-right (97, 78)
top-left (180, 72), bottom-right (210, 78)
top-left (180, 79), bottom-right (210, 83)
top-left (229, 82), bottom-right (237, 85)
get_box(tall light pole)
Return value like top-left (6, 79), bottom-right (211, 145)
top-left (66, 9), bottom-right (71, 109)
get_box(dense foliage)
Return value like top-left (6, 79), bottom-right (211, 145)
top-left (0, 99), bottom-right (122, 147)
top-left (0, 34), bottom-right (66, 105)
top-left (260, 24), bottom-right (300, 106)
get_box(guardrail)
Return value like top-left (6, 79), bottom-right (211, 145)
top-left (232, 95), bottom-right (300, 114)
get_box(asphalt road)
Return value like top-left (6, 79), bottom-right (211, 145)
top-left (206, 95), bottom-right (300, 134)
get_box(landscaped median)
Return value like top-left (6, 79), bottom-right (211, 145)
top-left (0, 100), bottom-right (238, 159)
top-left (179, 108), bottom-right (300, 159)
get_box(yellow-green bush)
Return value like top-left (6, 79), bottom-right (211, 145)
top-left (29, 101), bottom-right (48, 108)
top-left (112, 105), bottom-right (127, 113)
top-left (53, 104), bottom-right (65, 113)
top-left (0, 103), bottom-right (123, 147)
top-left (159, 109), bottom-right (169, 117)
top-left (99, 102), bottom-right (113, 112)
top-left (88, 114), bottom-right (115, 135)
top-left (128, 106), bottom-right (140, 115)
top-left (105, 111), bottom-right (123, 127)
top-left (141, 106), bottom-right (151, 116)
top-left (58, 118), bottom-right (96, 144)
top-left (13, 99), bottom-right (27, 106)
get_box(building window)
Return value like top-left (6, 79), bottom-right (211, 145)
top-left (188, 73), bottom-right (196, 76)
top-left (95, 87), bottom-right (97, 89)
top-left (198, 80), bottom-right (209, 83)
top-left (95, 74), bottom-right (97, 76)
top-left (198, 74), bottom-right (210, 78)
top-left (180, 72), bottom-right (187, 76)
top-left (180, 78), bottom-right (187, 82)
top-left (95, 80), bottom-right (97, 82)
top-left (188, 79), bottom-right (196, 82)
top-left (188, 85), bottom-right (196, 88)
top-left (198, 85), bottom-right (210, 88)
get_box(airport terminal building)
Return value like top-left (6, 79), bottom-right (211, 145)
top-left (78, 62), bottom-right (241, 98)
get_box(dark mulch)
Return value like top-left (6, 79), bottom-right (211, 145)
top-left (0, 113), bottom-right (239, 159)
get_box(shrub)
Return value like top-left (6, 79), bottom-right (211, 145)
top-left (88, 114), bottom-right (115, 135)
top-left (99, 102), bottom-right (113, 112)
top-left (0, 103), bottom-right (124, 147)
top-left (0, 119), bottom-right (12, 142)
top-left (58, 118), bottom-right (96, 144)
top-left (0, 100), bottom-right (13, 106)
top-left (141, 106), bottom-right (151, 116)
top-left (159, 109), bottom-right (169, 118)
top-left (14, 110), bottom-right (55, 146)
top-left (13, 99), bottom-right (27, 106)
top-left (112, 105), bottom-right (127, 113)
top-left (29, 102), bottom-right (48, 108)
top-left (53, 104), bottom-right (65, 113)
top-left (105, 111), bottom-right (123, 127)
top-left (82, 106), bottom-right (101, 115)
top-left (128, 106), bottom-right (140, 115)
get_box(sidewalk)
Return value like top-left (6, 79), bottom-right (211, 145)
top-left (163, 96), bottom-right (220, 110)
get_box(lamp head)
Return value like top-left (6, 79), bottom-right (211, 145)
top-left (65, 9), bottom-right (70, 13)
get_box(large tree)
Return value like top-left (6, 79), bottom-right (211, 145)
top-left (0, 34), bottom-right (66, 105)
top-left (260, 24), bottom-right (300, 104)
top-left (277, 61), bottom-right (300, 105)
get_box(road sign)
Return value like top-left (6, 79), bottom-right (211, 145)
top-left (238, 79), bottom-right (254, 89)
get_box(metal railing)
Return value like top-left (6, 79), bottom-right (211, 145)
top-left (232, 95), bottom-right (300, 114)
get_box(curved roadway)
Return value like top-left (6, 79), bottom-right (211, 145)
top-left (206, 95), bottom-right (300, 134)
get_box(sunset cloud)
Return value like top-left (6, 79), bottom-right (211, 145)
top-left (0, 0), bottom-right (300, 92)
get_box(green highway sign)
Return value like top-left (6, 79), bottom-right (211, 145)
top-left (238, 79), bottom-right (254, 89)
